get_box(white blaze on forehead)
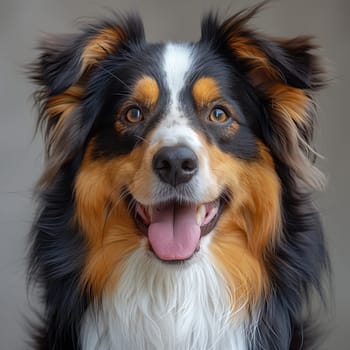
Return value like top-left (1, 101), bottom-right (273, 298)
top-left (151, 43), bottom-right (200, 149)
top-left (163, 42), bottom-right (192, 112)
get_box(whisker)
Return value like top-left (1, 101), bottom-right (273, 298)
top-left (135, 135), bottom-right (151, 145)
top-left (97, 62), bottom-right (132, 91)
top-left (112, 92), bottom-right (132, 98)
top-left (220, 191), bottom-right (232, 205)
top-left (100, 187), bottom-right (131, 236)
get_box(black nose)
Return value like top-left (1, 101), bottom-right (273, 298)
top-left (152, 146), bottom-right (198, 187)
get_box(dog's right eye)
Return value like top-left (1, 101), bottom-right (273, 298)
top-left (209, 107), bottom-right (230, 124)
top-left (125, 107), bottom-right (144, 124)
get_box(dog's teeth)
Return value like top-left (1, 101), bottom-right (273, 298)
top-left (148, 206), bottom-right (153, 220)
top-left (196, 205), bottom-right (206, 225)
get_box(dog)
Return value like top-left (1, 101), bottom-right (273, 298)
top-left (28, 4), bottom-right (329, 350)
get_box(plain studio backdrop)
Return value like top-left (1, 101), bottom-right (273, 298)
top-left (0, 0), bottom-right (349, 349)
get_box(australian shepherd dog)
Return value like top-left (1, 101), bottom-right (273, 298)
top-left (28, 4), bottom-right (329, 350)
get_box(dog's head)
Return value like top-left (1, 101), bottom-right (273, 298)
top-left (31, 6), bottom-right (325, 310)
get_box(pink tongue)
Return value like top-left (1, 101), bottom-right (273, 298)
top-left (148, 204), bottom-right (200, 261)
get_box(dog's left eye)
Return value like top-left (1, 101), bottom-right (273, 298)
top-left (125, 107), bottom-right (144, 124)
top-left (209, 108), bottom-right (229, 123)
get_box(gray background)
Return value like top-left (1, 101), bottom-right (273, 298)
top-left (0, 0), bottom-right (349, 349)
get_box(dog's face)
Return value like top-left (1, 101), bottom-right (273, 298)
top-left (32, 10), bottom-right (324, 310)
top-left (74, 40), bottom-right (282, 303)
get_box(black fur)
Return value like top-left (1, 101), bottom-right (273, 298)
top-left (28, 161), bottom-right (87, 349)
top-left (252, 164), bottom-right (329, 349)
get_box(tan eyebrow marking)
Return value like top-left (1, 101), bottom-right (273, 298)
top-left (192, 77), bottom-right (221, 108)
top-left (132, 76), bottom-right (160, 109)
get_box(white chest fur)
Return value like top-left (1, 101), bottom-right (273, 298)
top-left (81, 244), bottom-right (247, 350)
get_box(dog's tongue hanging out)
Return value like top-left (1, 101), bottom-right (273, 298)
top-left (148, 204), bottom-right (201, 261)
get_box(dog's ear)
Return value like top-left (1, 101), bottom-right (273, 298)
top-left (201, 5), bottom-right (326, 189)
top-left (30, 15), bottom-right (144, 188)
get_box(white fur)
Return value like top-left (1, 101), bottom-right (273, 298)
top-left (151, 43), bottom-right (198, 149)
top-left (163, 43), bottom-right (192, 116)
top-left (81, 238), bottom-right (247, 350)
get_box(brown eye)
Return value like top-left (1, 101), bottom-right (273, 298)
top-left (125, 107), bottom-right (143, 124)
top-left (209, 108), bottom-right (229, 123)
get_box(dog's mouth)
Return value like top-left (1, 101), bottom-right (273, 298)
top-left (128, 195), bottom-right (225, 262)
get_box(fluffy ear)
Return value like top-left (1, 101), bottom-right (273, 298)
top-left (30, 15), bottom-right (145, 188)
top-left (201, 4), bottom-right (326, 189)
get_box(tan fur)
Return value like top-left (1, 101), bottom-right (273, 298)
top-left (227, 35), bottom-right (281, 82)
top-left (76, 141), bottom-right (149, 296)
top-left (192, 77), bottom-right (222, 108)
top-left (132, 76), bottom-right (160, 109)
top-left (205, 140), bottom-right (281, 307)
top-left (81, 27), bottom-right (126, 70)
top-left (268, 83), bottom-right (310, 124)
